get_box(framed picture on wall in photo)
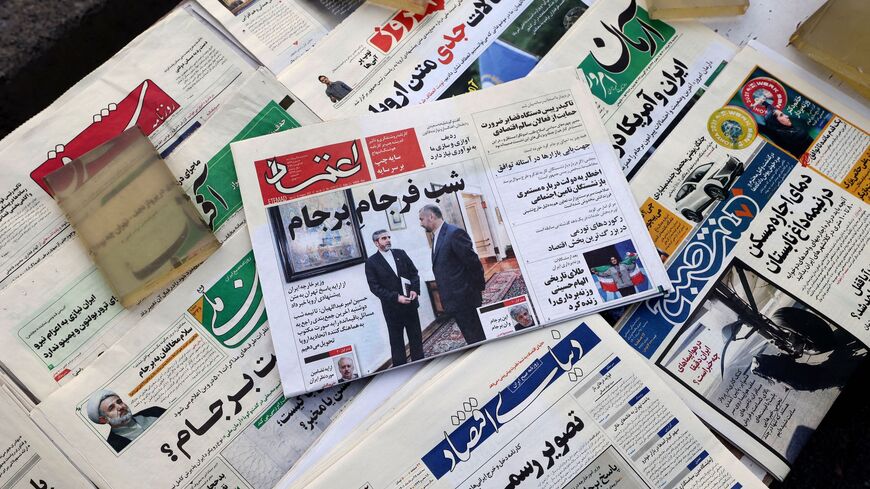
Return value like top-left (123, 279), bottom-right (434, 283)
top-left (268, 189), bottom-right (367, 282)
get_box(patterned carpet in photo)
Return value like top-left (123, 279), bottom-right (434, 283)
top-left (422, 270), bottom-right (527, 357)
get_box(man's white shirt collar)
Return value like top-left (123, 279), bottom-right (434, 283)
top-left (379, 249), bottom-right (398, 276)
top-left (111, 418), bottom-right (144, 440)
top-left (432, 222), bottom-right (444, 252)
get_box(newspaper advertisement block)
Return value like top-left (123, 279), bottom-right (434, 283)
top-left (232, 68), bottom-right (670, 396)
top-left (278, 0), bottom-right (590, 120)
top-left (32, 231), bottom-right (366, 489)
top-left (195, 0), bottom-right (365, 73)
top-left (0, 6), bottom-right (256, 291)
top-left (0, 69), bottom-right (315, 403)
top-left (290, 315), bottom-right (767, 489)
top-left (618, 45), bottom-right (870, 479)
top-left (0, 388), bottom-right (93, 489)
top-left (531, 0), bottom-right (738, 177)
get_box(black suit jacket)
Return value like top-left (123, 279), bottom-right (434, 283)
top-left (432, 223), bottom-right (485, 313)
top-left (365, 249), bottom-right (420, 316)
top-left (106, 405), bottom-right (166, 453)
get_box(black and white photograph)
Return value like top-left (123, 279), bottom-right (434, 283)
top-left (659, 260), bottom-right (867, 463)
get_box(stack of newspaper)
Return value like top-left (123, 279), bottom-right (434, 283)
top-left (0, 0), bottom-right (867, 488)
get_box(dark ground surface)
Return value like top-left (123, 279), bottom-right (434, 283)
top-left (0, 0), bottom-right (181, 138)
top-left (1, 1), bottom-right (868, 487)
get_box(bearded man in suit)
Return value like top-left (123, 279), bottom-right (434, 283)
top-left (418, 204), bottom-right (486, 345)
top-left (365, 229), bottom-right (425, 366)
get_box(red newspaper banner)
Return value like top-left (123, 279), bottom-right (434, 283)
top-left (30, 79), bottom-right (179, 195)
top-left (367, 0), bottom-right (445, 54)
top-left (254, 139), bottom-right (371, 205)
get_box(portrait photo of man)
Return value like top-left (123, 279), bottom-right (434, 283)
top-left (86, 390), bottom-right (165, 453)
top-left (335, 356), bottom-right (359, 383)
top-left (318, 75), bottom-right (352, 103)
top-left (364, 229), bottom-right (425, 366)
top-left (510, 304), bottom-right (535, 331)
top-left (419, 204), bottom-right (487, 346)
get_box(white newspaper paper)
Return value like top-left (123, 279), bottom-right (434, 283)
top-left (0, 5), bottom-right (255, 291)
top-left (531, 0), bottom-right (738, 177)
top-left (292, 315), bottom-right (767, 489)
top-left (278, 0), bottom-right (592, 120)
top-left (165, 68), bottom-right (321, 242)
top-left (232, 68), bottom-right (670, 396)
top-left (278, 357), bottom-right (448, 486)
top-left (0, 387), bottom-right (93, 489)
top-left (0, 69), bottom-right (314, 403)
top-left (32, 231), bottom-right (366, 489)
top-left (618, 45), bottom-right (870, 479)
top-left (195, 0), bottom-right (365, 73)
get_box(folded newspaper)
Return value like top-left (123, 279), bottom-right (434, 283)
top-left (31, 231), bottom-right (366, 489)
top-left (277, 0), bottom-right (593, 120)
top-left (618, 44), bottom-right (870, 479)
top-left (531, 0), bottom-right (739, 177)
top-left (194, 0), bottom-right (365, 73)
top-left (0, 387), bottom-right (93, 489)
top-left (232, 67), bottom-right (671, 396)
top-left (290, 314), bottom-right (768, 489)
top-left (0, 6), bottom-right (258, 406)
top-left (0, 69), bottom-right (313, 404)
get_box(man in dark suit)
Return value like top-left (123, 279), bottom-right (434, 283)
top-left (418, 204), bottom-right (486, 345)
top-left (364, 229), bottom-right (425, 366)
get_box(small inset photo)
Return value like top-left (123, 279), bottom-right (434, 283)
top-left (333, 352), bottom-right (360, 384)
top-left (85, 389), bottom-right (166, 454)
top-left (673, 154), bottom-right (744, 223)
top-left (584, 239), bottom-right (649, 302)
top-left (218, 0), bottom-right (257, 16)
top-left (478, 295), bottom-right (537, 338)
top-left (302, 345), bottom-right (363, 387)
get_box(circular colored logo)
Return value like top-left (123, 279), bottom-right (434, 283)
top-left (708, 106), bottom-right (757, 149)
top-left (741, 77), bottom-right (787, 116)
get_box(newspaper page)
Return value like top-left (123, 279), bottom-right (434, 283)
top-left (617, 45), bottom-right (870, 479)
top-left (284, 355), bottom-right (775, 488)
top-left (0, 387), bottom-right (93, 489)
top-left (279, 355), bottom-right (455, 486)
top-left (0, 235), bottom-right (129, 404)
top-left (0, 5), bottom-right (256, 291)
top-left (277, 0), bottom-right (591, 120)
top-left (165, 68), bottom-right (321, 242)
top-left (232, 68), bottom-right (671, 396)
top-left (194, 0), bottom-right (365, 73)
top-left (31, 230), bottom-right (367, 489)
top-left (531, 0), bottom-right (738, 178)
top-left (0, 69), bottom-right (315, 404)
top-left (291, 314), bottom-right (766, 489)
